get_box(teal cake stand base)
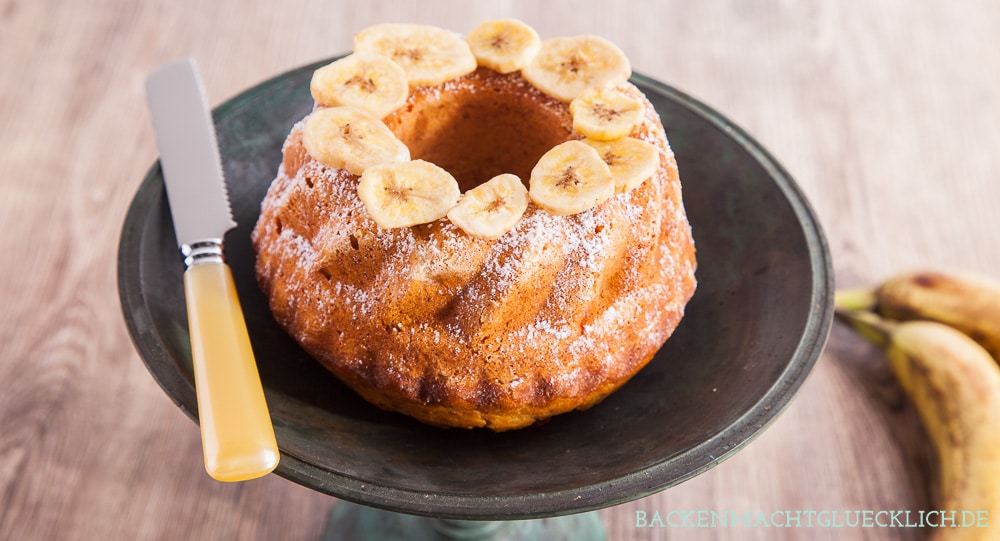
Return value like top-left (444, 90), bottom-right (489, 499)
top-left (322, 501), bottom-right (606, 541)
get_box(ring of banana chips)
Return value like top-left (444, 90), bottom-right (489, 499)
top-left (303, 19), bottom-right (660, 239)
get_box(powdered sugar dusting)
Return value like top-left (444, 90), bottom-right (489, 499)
top-left (250, 66), bottom-right (697, 429)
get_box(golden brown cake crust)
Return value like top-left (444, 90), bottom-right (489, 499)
top-left (251, 68), bottom-right (696, 431)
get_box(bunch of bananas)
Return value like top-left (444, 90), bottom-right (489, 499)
top-left (836, 271), bottom-right (1000, 539)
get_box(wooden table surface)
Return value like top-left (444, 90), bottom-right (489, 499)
top-left (3, 1), bottom-right (1000, 539)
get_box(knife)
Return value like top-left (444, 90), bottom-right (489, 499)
top-left (145, 58), bottom-right (279, 482)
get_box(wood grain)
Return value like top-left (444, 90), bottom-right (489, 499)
top-left (2, 1), bottom-right (999, 539)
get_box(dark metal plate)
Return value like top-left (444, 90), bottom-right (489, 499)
top-left (118, 59), bottom-right (833, 520)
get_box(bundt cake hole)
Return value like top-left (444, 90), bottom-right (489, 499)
top-left (385, 72), bottom-right (575, 193)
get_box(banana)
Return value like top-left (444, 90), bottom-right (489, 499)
top-left (354, 23), bottom-right (477, 87)
top-left (357, 159), bottom-right (461, 229)
top-left (528, 140), bottom-right (614, 216)
top-left (838, 311), bottom-right (1000, 538)
top-left (837, 271), bottom-right (1000, 362)
top-left (521, 35), bottom-right (631, 102)
top-left (310, 52), bottom-right (409, 118)
top-left (570, 86), bottom-right (645, 140)
top-left (302, 106), bottom-right (410, 176)
top-left (447, 173), bottom-right (529, 239)
top-left (466, 19), bottom-right (541, 74)
top-left (582, 137), bottom-right (659, 194)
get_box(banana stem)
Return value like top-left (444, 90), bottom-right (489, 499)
top-left (834, 308), bottom-right (896, 349)
top-left (834, 288), bottom-right (878, 312)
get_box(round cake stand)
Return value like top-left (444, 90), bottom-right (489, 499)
top-left (118, 59), bottom-right (833, 539)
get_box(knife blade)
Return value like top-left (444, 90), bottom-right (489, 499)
top-left (145, 58), bottom-right (279, 482)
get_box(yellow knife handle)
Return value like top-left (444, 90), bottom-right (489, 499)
top-left (183, 260), bottom-right (279, 482)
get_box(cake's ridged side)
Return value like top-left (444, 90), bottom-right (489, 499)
top-left (251, 70), bottom-right (696, 431)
